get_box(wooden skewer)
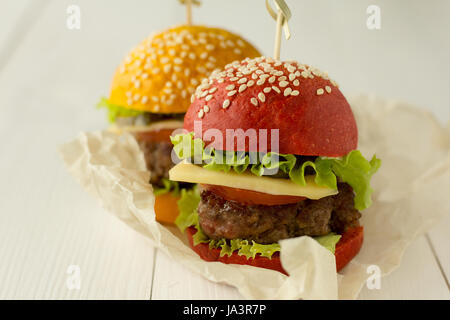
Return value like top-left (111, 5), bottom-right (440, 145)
top-left (273, 9), bottom-right (283, 60)
top-left (186, 0), bottom-right (193, 25)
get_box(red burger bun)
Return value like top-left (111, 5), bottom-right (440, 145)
top-left (186, 226), bottom-right (363, 274)
top-left (184, 57), bottom-right (358, 157)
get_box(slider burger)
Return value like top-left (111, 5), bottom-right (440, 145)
top-left (169, 57), bottom-right (381, 273)
top-left (98, 25), bottom-right (260, 224)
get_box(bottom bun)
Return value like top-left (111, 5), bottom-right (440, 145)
top-left (186, 226), bottom-right (363, 274)
top-left (154, 192), bottom-right (181, 224)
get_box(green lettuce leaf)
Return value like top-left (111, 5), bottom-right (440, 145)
top-left (97, 97), bottom-right (144, 123)
top-left (314, 233), bottom-right (342, 254)
top-left (175, 187), bottom-right (201, 233)
top-left (171, 133), bottom-right (381, 211)
top-left (175, 187), bottom-right (342, 259)
top-left (153, 179), bottom-right (180, 196)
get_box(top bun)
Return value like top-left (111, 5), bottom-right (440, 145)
top-left (184, 57), bottom-right (358, 157)
top-left (109, 25), bottom-right (261, 114)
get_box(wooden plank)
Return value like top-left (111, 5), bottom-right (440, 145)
top-left (151, 249), bottom-right (242, 300)
top-left (0, 0), bottom-right (49, 72)
top-left (358, 236), bottom-right (450, 300)
top-left (151, 235), bottom-right (449, 300)
top-left (427, 213), bottom-right (450, 288)
top-left (0, 0), bottom-right (173, 299)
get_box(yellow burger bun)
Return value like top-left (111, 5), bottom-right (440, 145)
top-left (109, 25), bottom-right (261, 114)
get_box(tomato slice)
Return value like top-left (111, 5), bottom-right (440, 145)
top-left (201, 184), bottom-right (305, 205)
top-left (134, 128), bottom-right (174, 143)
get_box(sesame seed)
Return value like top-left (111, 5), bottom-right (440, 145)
top-left (252, 73), bottom-right (258, 80)
top-left (278, 76), bottom-right (287, 81)
top-left (189, 53), bottom-right (196, 59)
top-left (289, 73), bottom-right (296, 81)
top-left (191, 95), bottom-right (195, 103)
top-left (263, 87), bottom-right (271, 93)
top-left (257, 78), bottom-right (266, 86)
top-left (203, 105), bottom-right (210, 113)
top-left (239, 84), bottom-right (247, 93)
top-left (226, 84), bottom-right (235, 90)
top-left (258, 92), bottom-right (266, 102)
top-left (198, 110), bottom-right (204, 118)
top-left (141, 73), bottom-right (148, 79)
top-left (234, 48), bottom-right (242, 55)
top-left (174, 58), bottom-right (183, 64)
top-left (272, 86), bottom-right (281, 93)
top-left (133, 93), bottom-right (140, 101)
top-left (250, 98), bottom-right (258, 106)
top-left (238, 78), bottom-right (247, 84)
top-left (222, 99), bottom-right (231, 108)
top-left (228, 90), bottom-right (237, 96)
top-left (209, 87), bottom-right (218, 93)
top-left (291, 90), bottom-right (299, 96)
top-left (200, 91), bottom-right (208, 97)
top-left (325, 86), bottom-right (332, 93)
top-left (141, 96), bottom-right (148, 104)
top-left (284, 88), bottom-right (292, 96)
top-left (125, 91), bottom-right (132, 97)
top-left (293, 80), bottom-right (300, 86)
top-left (279, 81), bottom-right (289, 88)
top-left (161, 57), bottom-right (169, 64)
top-left (247, 80), bottom-right (255, 87)
top-left (200, 52), bottom-right (208, 59)
top-left (205, 94), bottom-right (213, 101)
top-left (269, 76), bottom-right (276, 83)
top-left (206, 44), bottom-right (215, 51)
top-left (230, 77), bottom-right (239, 81)
top-left (317, 88), bottom-right (324, 95)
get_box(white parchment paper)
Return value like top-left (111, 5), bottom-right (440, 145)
top-left (60, 95), bottom-right (450, 299)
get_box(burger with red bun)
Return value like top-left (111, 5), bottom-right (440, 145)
top-left (169, 56), bottom-right (381, 273)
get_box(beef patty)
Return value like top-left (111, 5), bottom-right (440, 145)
top-left (137, 139), bottom-right (174, 187)
top-left (197, 183), bottom-right (361, 244)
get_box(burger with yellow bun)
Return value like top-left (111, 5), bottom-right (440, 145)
top-left (98, 25), bottom-right (260, 224)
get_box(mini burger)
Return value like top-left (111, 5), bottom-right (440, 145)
top-left (98, 25), bottom-right (260, 224)
top-left (169, 57), bottom-right (381, 273)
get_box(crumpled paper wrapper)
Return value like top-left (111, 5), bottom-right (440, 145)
top-left (60, 95), bottom-right (450, 299)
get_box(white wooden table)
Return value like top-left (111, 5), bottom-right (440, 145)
top-left (0, 0), bottom-right (449, 299)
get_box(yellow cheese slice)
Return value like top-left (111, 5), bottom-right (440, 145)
top-left (169, 162), bottom-right (338, 199)
top-left (108, 120), bottom-right (184, 134)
